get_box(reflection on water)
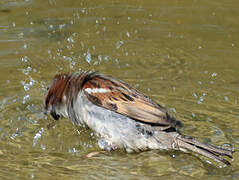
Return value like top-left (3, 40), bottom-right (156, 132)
top-left (0, 0), bottom-right (239, 179)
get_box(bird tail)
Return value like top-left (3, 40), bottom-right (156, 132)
top-left (175, 134), bottom-right (233, 165)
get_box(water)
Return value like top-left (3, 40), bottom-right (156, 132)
top-left (0, 0), bottom-right (239, 179)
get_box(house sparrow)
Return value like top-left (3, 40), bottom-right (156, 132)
top-left (44, 71), bottom-right (234, 165)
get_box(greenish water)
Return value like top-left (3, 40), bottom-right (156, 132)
top-left (0, 0), bottom-right (238, 179)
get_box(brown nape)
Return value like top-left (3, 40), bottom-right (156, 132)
top-left (44, 74), bottom-right (70, 115)
top-left (44, 72), bottom-right (98, 121)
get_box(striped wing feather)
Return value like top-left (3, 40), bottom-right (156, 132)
top-left (82, 74), bottom-right (172, 126)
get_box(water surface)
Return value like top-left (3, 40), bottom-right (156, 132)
top-left (0, 0), bottom-right (239, 179)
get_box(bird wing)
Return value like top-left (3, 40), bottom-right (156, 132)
top-left (82, 73), bottom-right (173, 126)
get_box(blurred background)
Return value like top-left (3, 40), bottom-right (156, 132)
top-left (0, 0), bottom-right (238, 179)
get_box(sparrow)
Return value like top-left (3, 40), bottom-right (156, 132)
top-left (44, 71), bottom-right (234, 165)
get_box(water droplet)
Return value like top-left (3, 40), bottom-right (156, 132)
top-left (211, 72), bottom-right (217, 77)
top-left (29, 77), bottom-right (35, 86)
top-left (10, 133), bottom-right (17, 140)
top-left (126, 32), bottom-right (130, 37)
top-left (23, 44), bottom-right (28, 49)
top-left (98, 55), bottom-right (102, 61)
top-left (116, 41), bottom-right (124, 49)
top-left (18, 32), bottom-right (24, 37)
top-left (40, 144), bottom-right (46, 150)
top-left (30, 173), bottom-right (35, 179)
top-left (192, 112), bottom-right (196, 117)
top-left (63, 56), bottom-right (72, 61)
top-left (21, 56), bottom-right (28, 62)
top-left (86, 50), bottom-right (91, 63)
top-left (197, 97), bottom-right (204, 104)
top-left (59, 24), bottom-right (66, 30)
top-left (70, 61), bottom-right (76, 69)
top-left (67, 36), bottom-right (74, 43)
top-left (24, 85), bottom-right (29, 91)
top-left (22, 66), bottom-right (32, 75)
top-left (224, 96), bottom-right (229, 102)
top-left (23, 94), bottom-right (30, 104)
top-left (33, 128), bottom-right (44, 146)
top-left (193, 93), bottom-right (198, 98)
top-left (104, 56), bottom-right (109, 62)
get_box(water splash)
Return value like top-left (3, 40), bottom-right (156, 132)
top-left (86, 49), bottom-right (92, 63)
top-left (116, 40), bottom-right (124, 49)
top-left (211, 72), bottom-right (217, 77)
top-left (32, 128), bottom-right (44, 147)
top-left (21, 77), bottom-right (35, 91)
top-left (22, 94), bottom-right (30, 104)
top-left (21, 66), bottom-right (32, 75)
top-left (21, 56), bottom-right (28, 62)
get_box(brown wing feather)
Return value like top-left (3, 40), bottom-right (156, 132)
top-left (82, 74), bottom-right (173, 126)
